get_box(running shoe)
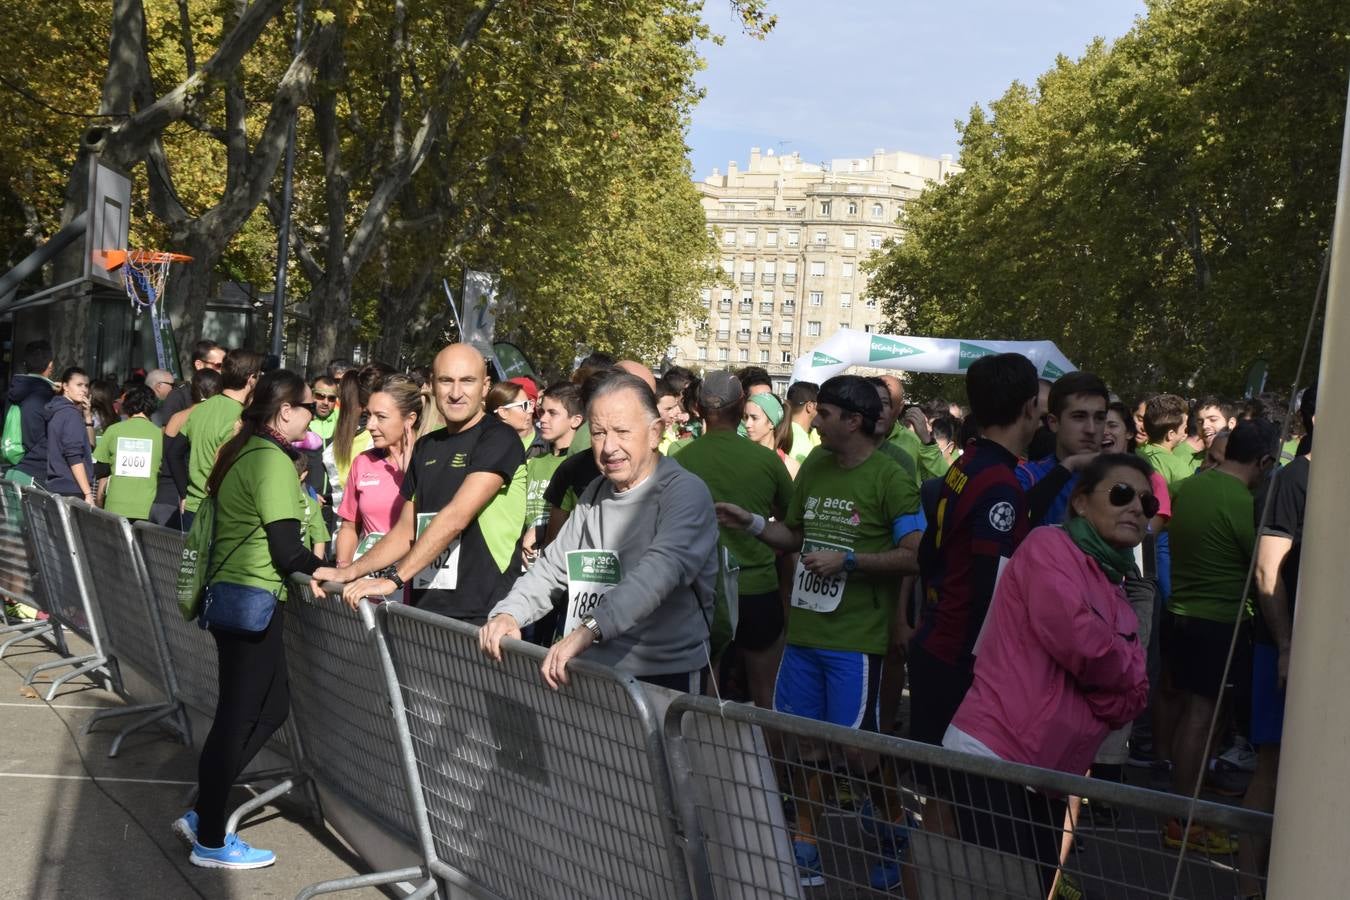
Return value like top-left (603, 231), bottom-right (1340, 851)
top-left (171, 810), bottom-right (198, 848)
top-left (1053, 872), bottom-right (1085, 900)
top-left (1163, 818), bottom-right (1237, 855)
top-left (1125, 738), bottom-right (1156, 768)
top-left (793, 839), bottom-right (825, 888)
top-left (1217, 736), bottom-right (1259, 773)
top-left (189, 834), bottom-right (277, 869)
top-left (857, 798), bottom-right (913, 848)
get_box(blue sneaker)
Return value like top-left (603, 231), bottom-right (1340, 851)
top-left (858, 799), bottom-right (913, 849)
top-left (794, 839), bottom-right (825, 887)
top-left (171, 810), bottom-right (198, 848)
top-left (870, 856), bottom-right (903, 893)
top-left (189, 833), bottom-right (276, 869)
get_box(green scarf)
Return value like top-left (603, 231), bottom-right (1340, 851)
top-left (1065, 516), bottom-right (1139, 583)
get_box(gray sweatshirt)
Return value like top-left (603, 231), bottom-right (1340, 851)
top-left (491, 455), bottom-right (718, 677)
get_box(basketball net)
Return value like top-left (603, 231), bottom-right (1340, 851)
top-left (103, 250), bottom-right (191, 374)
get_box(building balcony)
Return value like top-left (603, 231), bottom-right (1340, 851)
top-left (718, 300), bottom-right (732, 312)
top-left (716, 330), bottom-right (730, 341)
top-left (738, 302), bottom-right (753, 315)
top-left (783, 275), bottom-right (797, 285)
top-left (739, 273), bottom-right (756, 284)
top-left (761, 274), bottom-right (776, 285)
top-left (758, 332), bottom-right (772, 342)
top-left (759, 303), bottom-right (774, 316)
top-left (737, 331), bottom-right (751, 343)
top-left (781, 303), bottom-right (796, 315)
top-left (779, 334), bottom-right (794, 345)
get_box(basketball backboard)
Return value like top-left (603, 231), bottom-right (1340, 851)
top-left (85, 159), bottom-right (131, 289)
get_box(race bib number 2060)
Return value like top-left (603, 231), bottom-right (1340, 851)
top-left (114, 437), bottom-right (154, 478)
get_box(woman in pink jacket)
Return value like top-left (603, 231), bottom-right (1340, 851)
top-left (943, 453), bottom-right (1153, 891)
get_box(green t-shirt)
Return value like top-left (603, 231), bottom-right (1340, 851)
top-left (525, 453), bottom-right (567, 529)
top-left (666, 437), bottom-right (695, 457)
top-left (1172, 441), bottom-right (1204, 476)
top-left (301, 489), bottom-right (330, 549)
top-left (789, 422), bottom-right (819, 464)
top-left (1138, 442), bottom-right (1193, 487)
top-left (92, 416), bottom-right (163, 520)
top-left (567, 422), bottom-right (591, 457)
top-left (884, 424), bottom-right (923, 489)
top-left (1167, 468), bottom-right (1255, 623)
top-left (876, 439), bottom-right (919, 485)
top-left (210, 437), bottom-right (305, 593)
top-left (310, 412), bottom-right (338, 442)
top-left (675, 430), bottom-right (795, 595)
top-left (785, 448), bottom-right (920, 655)
top-left (181, 394), bottom-right (244, 512)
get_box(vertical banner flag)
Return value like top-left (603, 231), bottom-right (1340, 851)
top-left (460, 270), bottom-right (508, 379)
top-left (789, 328), bottom-right (1077, 384)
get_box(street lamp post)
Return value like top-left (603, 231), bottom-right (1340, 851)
top-left (270, 0), bottom-right (305, 362)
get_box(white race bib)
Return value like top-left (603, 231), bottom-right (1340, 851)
top-left (113, 437), bottom-right (154, 478)
top-left (564, 549), bottom-right (621, 635)
top-left (412, 512), bottom-right (460, 590)
top-left (790, 538), bottom-right (851, 613)
top-left (353, 532), bottom-right (384, 561)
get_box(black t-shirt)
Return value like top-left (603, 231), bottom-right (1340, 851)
top-left (543, 450), bottom-right (602, 509)
top-left (399, 415), bottom-right (526, 622)
top-left (1253, 456), bottom-right (1308, 644)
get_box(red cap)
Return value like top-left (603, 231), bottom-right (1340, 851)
top-left (507, 376), bottom-right (539, 402)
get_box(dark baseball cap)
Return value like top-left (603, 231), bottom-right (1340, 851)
top-left (817, 374), bottom-right (882, 425)
top-left (700, 371), bottom-right (744, 410)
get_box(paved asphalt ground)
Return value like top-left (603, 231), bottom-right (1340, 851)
top-left (0, 629), bottom-right (383, 900)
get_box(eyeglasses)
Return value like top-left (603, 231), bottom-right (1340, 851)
top-left (499, 400), bottom-right (534, 412)
top-left (205, 362), bottom-right (223, 371)
top-left (295, 401), bottom-right (318, 416)
top-left (1098, 482), bottom-right (1160, 519)
top-left (313, 392), bottom-right (338, 401)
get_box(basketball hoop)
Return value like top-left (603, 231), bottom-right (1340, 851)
top-left (101, 249), bottom-right (193, 373)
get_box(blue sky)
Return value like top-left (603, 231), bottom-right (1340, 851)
top-left (688, 0), bottom-right (1146, 178)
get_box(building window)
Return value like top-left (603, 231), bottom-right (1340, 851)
top-left (759, 323), bottom-right (772, 337)
top-left (787, 231), bottom-right (800, 247)
top-left (820, 201), bottom-right (831, 216)
top-left (841, 261), bottom-right (854, 278)
top-left (723, 230), bottom-right (736, 246)
top-left (700, 289), bottom-right (711, 307)
top-left (759, 350), bottom-right (770, 363)
top-left (783, 262), bottom-right (798, 285)
top-left (869, 233), bottom-right (883, 250)
top-left (871, 202), bottom-right (884, 219)
top-left (809, 261), bottom-right (825, 277)
top-left (781, 352), bottom-right (793, 364)
top-left (738, 349), bottom-right (749, 362)
top-left (760, 299), bottom-right (774, 315)
top-left (807, 321), bottom-right (822, 336)
top-left (697, 347), bottom-right (708, 361)
top-left (809, 291), bottom-right (823, 306)
top-left (866, 297), bottom-right (878, 309)
top-left (766, 231), bottom-right (778, 247)
top-left (847, 201), bottom-right (858, 215)
top-left (840, 292), bottom-right (852, 308)
top-left (813, 231), bottom-right (828, 246)
top-left (843, 232), bottom-right (857, 250)
top-left (718, 348), bottom-right (729, 362)
top-left (743, 230), bottom-right (756, 246)
top-left (864, 323), bottom-right (875, 333)
top-left (720, 258), bottom-right (733, 274)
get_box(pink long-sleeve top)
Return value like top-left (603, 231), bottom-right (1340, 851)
top-left (950, 525), bottom-right (1149, 777)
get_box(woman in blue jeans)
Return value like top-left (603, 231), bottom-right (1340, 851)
top-left (170, 370), bottom-right (319, 869)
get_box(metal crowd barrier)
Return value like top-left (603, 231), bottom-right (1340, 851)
top-left (283, 585), bottom-right (438, 899)
top-left (380, 602), bottom-right (693, 900)
top-left (18, 486), bottom-right (115, 698)
top-left (65, 503), bottom-right (192, 756)
top-left (665, 693), bottom-right (1275, 900)
top-left (0, 479), bottom-right (65, 659)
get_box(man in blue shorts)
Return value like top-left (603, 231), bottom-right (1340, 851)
top-left (718, 374), bottom-right (923, 890)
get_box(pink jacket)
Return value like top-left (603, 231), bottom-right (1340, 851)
top-left (951, 525), bottom-right (1148, 776)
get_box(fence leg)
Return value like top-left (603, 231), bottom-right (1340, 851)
top-left (23, 652), bottom-right (108, 699)
top-left (293, 867), bottom-right (435, 900)
top-left (226, 777), bottom-right (299, 835)
top-left (83, 700), bottom-right (189, 758)
top-left (0, 621), bottom-right (52, 658)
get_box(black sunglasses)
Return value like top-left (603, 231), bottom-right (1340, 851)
top-left (1099, 482), bottom-right (1160, 519)
top-left (313, 392), bottom-right (338, 401)
top-left (296, 401), bottom-right (318, 416)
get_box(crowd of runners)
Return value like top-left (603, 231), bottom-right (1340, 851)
top-left (1, 334), bottom-right (1308, 897)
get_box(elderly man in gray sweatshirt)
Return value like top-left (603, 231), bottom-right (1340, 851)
top-left (480, 372), bottom-right (719, 692)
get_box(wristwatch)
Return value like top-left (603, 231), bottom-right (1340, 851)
top-left (380, 567), bottom-right (405, 591)
top-left (581, 615), bottom-right (602, 642)
top-left (842, 550), bottom-right (858, 573)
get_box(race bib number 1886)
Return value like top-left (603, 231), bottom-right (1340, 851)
top-left (565, 549), bottom-right (621, 635)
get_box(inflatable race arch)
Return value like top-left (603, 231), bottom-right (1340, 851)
top-left (789, 328), bottom-right (1076, 385)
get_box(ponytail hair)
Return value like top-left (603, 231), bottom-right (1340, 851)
top-left (205, 369), bottom-right (305, 496)
top-left (372, 374), bottom-right (424, 431)
top-left (332, 363), bottom-right (394, 469)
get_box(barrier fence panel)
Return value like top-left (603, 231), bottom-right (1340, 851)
top-left (19, 490), bottom-right (113, 698)
top-left (0, 479), bottom-right (65, 659)
top-left (284, 584), bottom-right (439, 899)
top-left (379, 602), bottom-right (691, 900)
top-left (665, 695), bottom-right (1274, 900)
top-left (66, 503), bottom-right (191, 756)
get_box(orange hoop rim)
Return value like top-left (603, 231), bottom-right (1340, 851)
top-left (98, 249), bottom-right (194, 270)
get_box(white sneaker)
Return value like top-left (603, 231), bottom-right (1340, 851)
top-left (1217, 736), bottom-right (1258, 773)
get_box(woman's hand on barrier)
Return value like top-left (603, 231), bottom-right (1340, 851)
top-left (341, 577), bottom-right (396, 610)
top-left (309, 577), bottom-right (327, 600)
top-left (480, 614), bottom-right (521, 662)
top-left (540, 626), bottom-right (594, 690)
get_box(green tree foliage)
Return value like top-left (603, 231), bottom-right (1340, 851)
top-left (868, 0), bottom-right (1349, 398)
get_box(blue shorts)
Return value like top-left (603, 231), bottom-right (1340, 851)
top-left (773, 644), bottom-right (884, 731)
top-left (1250, 641), bottom-right (1285, 747)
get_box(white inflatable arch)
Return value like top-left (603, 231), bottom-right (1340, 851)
top-left (789, 328), bottom-right (1076, 385)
